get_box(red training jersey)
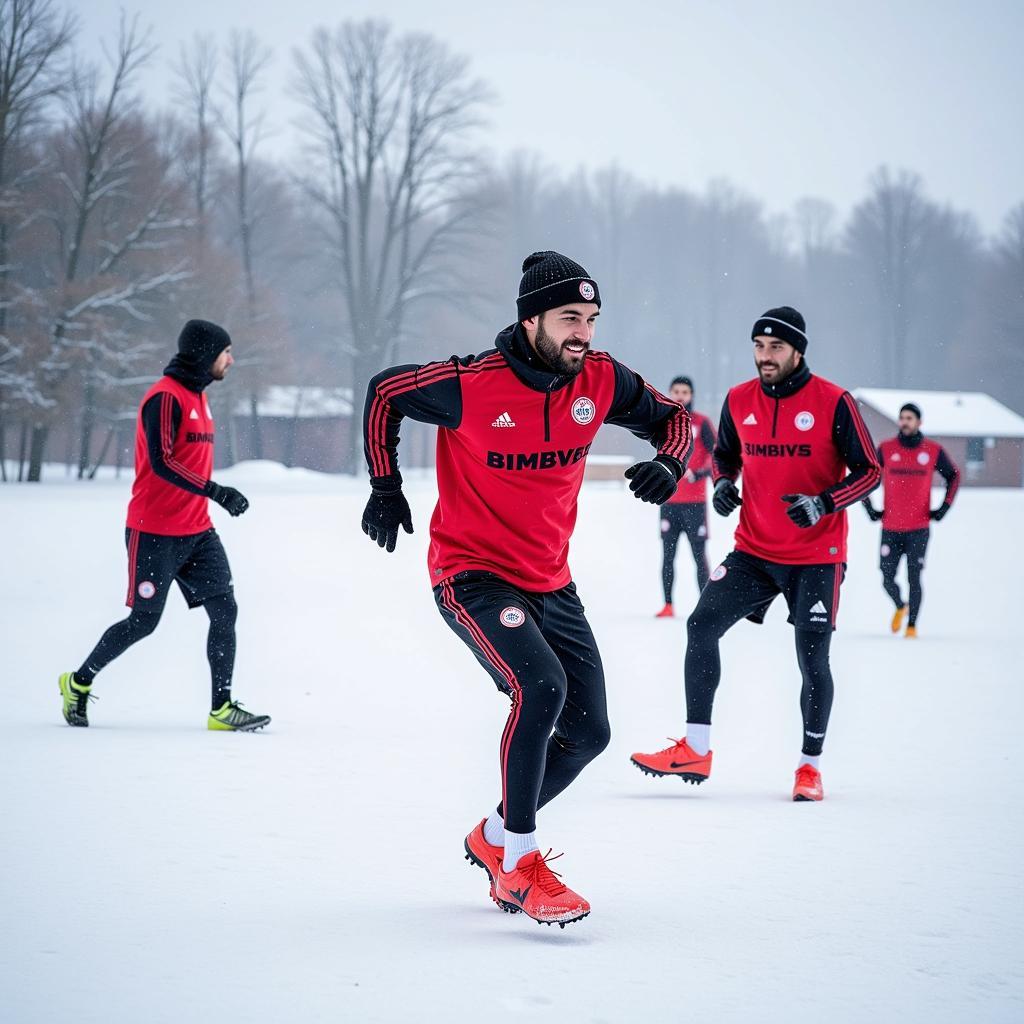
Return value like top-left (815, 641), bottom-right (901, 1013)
top-left (713, 369), bottom-right (880, 565)
top-left (876, 435), bottom-right (960, 531)
top-left (364, 325), bottom-right (692, 592)
top-left (667, 410), bottom-right (716, 504)
top-left (126, 375), bottom-right (214, 536)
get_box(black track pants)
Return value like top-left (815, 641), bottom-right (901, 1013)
top-left (435, 571), bottom-right (610, 834)
top-left (683, 550), bottom-right (843, 756)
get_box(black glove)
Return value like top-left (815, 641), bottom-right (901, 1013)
top-left (864, 503), bottom-right (883, 522)
top-left (623, 457), bottom-right (680, 505)
top-left (712, 477), bottom-right (742, 517)
top-left (782, 493), bottom-right (826, 529)
top-left (362, 489), bottom-right (413, 552)
top-left (929, 503), bottom-right (950, 522)
top-left (206, 481), bottom-right (249, 517)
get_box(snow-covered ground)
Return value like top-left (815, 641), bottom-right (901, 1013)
top-left (3, 464), bottom-right (1022, 1023)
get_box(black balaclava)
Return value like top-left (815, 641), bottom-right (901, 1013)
top-left (164, 319), bottom-right (232, 392)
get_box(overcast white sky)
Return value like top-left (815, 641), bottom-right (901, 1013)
top-left (80, 0), bottom-right (1023, 234)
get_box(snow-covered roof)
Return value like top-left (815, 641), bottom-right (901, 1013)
top-left (853, 388), bottom-right (1024, 438)
top-left (236, 386), bottom-right (353, 419)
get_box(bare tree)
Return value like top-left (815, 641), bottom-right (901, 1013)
top-left (846, 166), bottom-right (934, 385)
top-left (295, 19), bottom-right (490, 470)
top-left (793, 197), bottom-right (837, 263)
top-left (0, 0), bottom-right (75, 479)
top-left (26, 15), bottom-right (191, 480)
top-left (172, 33), bottom-right (217, 246)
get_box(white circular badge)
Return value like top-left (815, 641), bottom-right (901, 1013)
top-left (795, 411), bottom-right (815, 431)
top-left (138, 581), bottom-right (156, 599)
top-left (500, 607), bottom-right (526, 628)
top-left (917, 451), bottom-right (930, 465)
top-left (579, 281), bottom-right (595, 300)
top-left (710, 565), bottom-right (727, 582)
top-left (572, 397), bottom-right (596, 425)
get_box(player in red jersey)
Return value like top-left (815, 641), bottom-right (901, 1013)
top-left (863, 402), bottom-right (960, 637)
top-left (362, 251), bottom-right (692, 926)
top-left (58, 320), bottom-right (269, 732)
top-left (631, 307), bottom-right (881, 801)
top-left (655, 376), bottom-right (717, 617)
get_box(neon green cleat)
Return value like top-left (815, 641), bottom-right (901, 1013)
top-left (59, 672), bottom-right (93, 727)
top-left (208, 700), bottom-right (271, 732)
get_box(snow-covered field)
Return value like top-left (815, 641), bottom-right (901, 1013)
top-left (3, 464), bottom-right (1022, 1023)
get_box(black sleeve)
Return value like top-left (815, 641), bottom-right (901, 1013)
top-left (862, 447), bottom-right (884, 514)
top-left (935, 446), bottom-right (961, 507)
top-left (363, 359), bottom-right (464, 489)
top-left (820, 393), bottom-right (882, 513)
top-left (140, 393), bottom-right (209, 496)
top-left (712, 397), bottom-right (742, 483)
top-left (603, 357), bottom-right (692, 472)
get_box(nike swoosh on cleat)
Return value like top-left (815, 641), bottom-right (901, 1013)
top-left (509, 885), bottom-right (532, 906)
top-left (669, 760), bottom-right (705, 769)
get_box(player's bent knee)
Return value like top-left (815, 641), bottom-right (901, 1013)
top-left (127, 609), bottom-right (161, 637)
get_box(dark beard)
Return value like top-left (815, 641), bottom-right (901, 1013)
top-left (757, 352), bottom-right (800, 383)
top-left (535, 320), bottom-right (587, 377)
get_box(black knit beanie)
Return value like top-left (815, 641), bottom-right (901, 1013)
top-left (900, 402), bottom-right (922, 419)
top-left (671, 375), bottom-right (694, 391)
top-left (177, 319), bottom-right (232, 369)
top-left (517, 251), bottom-right (601, 321)
top-left (751, 306), bottom-right (807, 354)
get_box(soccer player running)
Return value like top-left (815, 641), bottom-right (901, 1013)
top-left (655, 376), bottom-right (717, 617)
top-left (631, 307), bottom-right (880, 802)
top-left (59, 320), bottom-right (270, 732)
top-left (862, 402), bottom-right (960, 638)
top-left (361, 252), bottom-right (691, 927)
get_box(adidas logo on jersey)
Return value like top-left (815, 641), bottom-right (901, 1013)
top-left (189, 408), bottom-right (200, 420)
top-left (491, 412), bottom-right (516, 428)
top-left (743, 413), bottom-right (757, 425)
top-left (809, 601), bottom-right (828, 614)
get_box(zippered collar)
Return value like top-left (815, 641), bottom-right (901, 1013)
top-left (759, 360), bottom-right (812, 400)
top-left (897, 430), bottom-right (924, 449)
top-left (494, 323), bottom-right (578, 393)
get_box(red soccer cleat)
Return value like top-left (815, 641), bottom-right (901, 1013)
top-left (655, 603), bottom-right (675, 618)
top-left (464, 818), bottom-right (506, 908)
top-left (494, 850), bottom-right (590, 927)
top-left (630, 737), bottom-right (712, 784)
top-left (792, 764), bottom-right (824, 802)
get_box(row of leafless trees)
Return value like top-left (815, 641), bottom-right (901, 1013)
top-left (2, 0), bottom-right (1021, 481)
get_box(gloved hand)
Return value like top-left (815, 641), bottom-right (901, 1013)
top-left (929, 503), bottom-right (950, 522)
top-left (624, 457), bottom-right (680, 505)
top-left (864, 503), bottom-right (883, 522)
top-left (362, 489), bottom-right (413, 552)
top-left (206, 481), bottom-right (249, 517)
top-left (782, 493), bottom-right (826, 529)
top-left (712, 477), bottom-right (742, 517)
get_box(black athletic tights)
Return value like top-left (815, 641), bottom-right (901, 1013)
top-left (883, 560), bottom-right (923, 626)
top-left (685, 614), bottom-right (834, 757)
top-left (75, 592), bottom-right (237, 709)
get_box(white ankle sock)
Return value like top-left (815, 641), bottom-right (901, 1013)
top-left (503, 830), bottom-right (539, 872)
top-left (686, 723), bottom-right (711, 756)
top-left (798, 754), bottom-right (821, 770)
top-left (483, 810), bottom-right (504, 846)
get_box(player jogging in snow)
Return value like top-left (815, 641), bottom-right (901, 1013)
top-left (361, 252), bottom-right (691, 927)
top-left (58, 320), bottom-right (270, 732)
top-left (655, 376), bottom-right (716, 617)
top-left (631, 306), bottom-right (880, 801)
top-left (862, 402), bottom-right (960, 637)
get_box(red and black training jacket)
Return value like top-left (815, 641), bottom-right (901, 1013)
top-left (712, 363), bottom-right (881, 565)
top-left (364, 324), bottom-right (692, 591)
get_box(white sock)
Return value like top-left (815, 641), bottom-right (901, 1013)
top-left (798, 754), bottom-right (821, 770)
top-left (686, 723), bottom-right (711, 756)
top-left (502, 830), bottom-right (539, 872)
top-left (483, 810), bottom-right (504, 846)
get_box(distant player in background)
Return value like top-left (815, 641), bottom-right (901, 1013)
top-left (631, 306), bottom-right (880, 802)
top-left (58, 320), bottom-right (270, 732)
top-left (863, 402), bottom-right (960, 637)
top-left (656, 376), bottom-right (717, 617)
